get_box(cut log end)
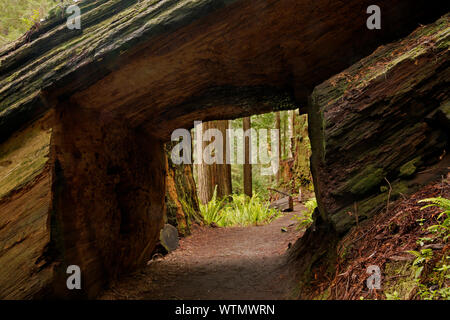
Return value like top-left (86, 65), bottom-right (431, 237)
top-left (269, 196), bottom-right (293, 212)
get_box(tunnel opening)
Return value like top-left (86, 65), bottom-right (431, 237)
top-left (100, 107), bottom-right (319, 300)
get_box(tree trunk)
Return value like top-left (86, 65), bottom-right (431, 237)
top-left (289, 110), bottom-right (296, 158)
top-left (214, 120), bottom-right (232, 199)
top-left (165, 141), bottom-right (203, 236)
top-left (243, 117), bottom-right (252, 197)
top-left (275, 112), bottom-right (281, 183)
top-left (283, 111), bottom-right (287, 159)
top-left (197, 120), bottom-right (232, 204)
top-left (197, 121), bottom-right (215, 205)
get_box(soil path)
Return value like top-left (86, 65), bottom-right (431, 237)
top-left (100, 204), bottom-right (305, 300)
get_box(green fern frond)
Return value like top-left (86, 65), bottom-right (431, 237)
top-left (419, 197), bottom-right (450, 213)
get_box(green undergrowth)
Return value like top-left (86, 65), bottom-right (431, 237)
top-left (0, 0), bottom-right (59, 46)
top-left (386, 197), bottom-right (450, 300)
top-left (408, 197), bottom-right (450, 300)
top-left (200, 188), bottom-right (281, 227)
top-left (291, 197), bottom-right (317, 230)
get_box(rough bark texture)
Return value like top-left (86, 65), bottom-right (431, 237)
top-left (197, 121), bottom-right (215, 205)
top-left (1, 0), bottom-right (446, 143)
top-left (50, 102), bottom-right (166, 298)
top-left (243, 116), bottom-right (252, 197)
top-left (165, 142), bottom-right (202, 236)
top-left (214, 120), bottom-right (233, 199)
top-left (308, 14), bottom-right (450, 234)
top-left (0, 0), bottom-right (447, 299)
top-left (277, 113), bottom-right (313, 195)
top-left (275, 111), bottom-right (282, 183)
top-left (0, 112), bottom-right (53, 299)
top-left (196, 120), bottom-right (232, 204)
top-left (289, 15), bottom-right (449, 296)
top-left (293, 114), bottom-right (313, 191)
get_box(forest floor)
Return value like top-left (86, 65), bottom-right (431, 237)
top-left (311, 179), bottom-right (449, 300)
top-left (100, 204), bottom-right (305, 300)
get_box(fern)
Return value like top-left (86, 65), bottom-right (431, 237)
top-left (419, 197), bottom-right (450, 219)
top-left (418, 197), bottom-right (450, 241)
top-left (200, 190), bottom-right (280, 227)
top-left (199, 187), bottom-right (226, 226)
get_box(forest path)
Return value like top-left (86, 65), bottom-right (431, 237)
top-left (100, 204), bottom-right (305, 300)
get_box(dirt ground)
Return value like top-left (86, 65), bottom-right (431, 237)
top-left (100, 204), bottom-right (305, 300)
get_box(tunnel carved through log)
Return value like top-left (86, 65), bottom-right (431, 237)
top-left (0, 0), bottom-right (448, 298)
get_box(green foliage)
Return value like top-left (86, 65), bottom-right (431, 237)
top-left (0, 0), bottom-right (59, 47)
top-left (199, 187), bottom-right (227, 226)
top-left (406, 248), bottom-right (433, 279)
top-left (404, 196), bottom-right (450, 300)
top-left (291, 197), bottom-right (317, 230)
top-left (419, 197), bottom-right (450, 241)
top-left (230, 113), bottom-right (279, 199)
top-left (415, 254), bottom-right (450, 300)
top-left (417, 283), bottom-right (450, 300)
top-left (416, 237), bottom-right (433, 247)
top-left (200, 189), bottom-right (280, 227)
top-left (385, 291), bottom-right (401, 300)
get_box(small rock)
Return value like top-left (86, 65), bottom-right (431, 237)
top-left (281, 227), bottom-right (288, 233)
top-left (160, 224), bottom-right (179, 252)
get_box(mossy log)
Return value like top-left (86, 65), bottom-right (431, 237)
top-left (309, 14), bottom-right (450, 234)
top-left (0, 0), bottom-right (446, 143)
top-left (165, 142), bottom-right (202, 237)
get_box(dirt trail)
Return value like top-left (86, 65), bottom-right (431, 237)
top-left (100, 205), bottom-right (305, 300)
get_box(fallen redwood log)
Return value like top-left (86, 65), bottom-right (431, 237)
top-left (269, 196), bottom-right (293, 212)
top-left (0, 0), bottom-right (446, 300)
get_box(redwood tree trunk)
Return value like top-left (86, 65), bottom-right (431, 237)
top-left (275, 112), bottom-right (281, 183)
top-left (215, 120), bottom-right (233, 199)
top-left (243, 117), bottom-right (252, 197)
top-left (197, 120), bottom-right (232, 204)
top-left (197, 121), bottom-right (215, 205)
top-left (289, 110), bottom-right (296, 158)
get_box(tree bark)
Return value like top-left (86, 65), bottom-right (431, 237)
top-left (197, 120), bottom-right (232, 204)
top-left (243, 117), bottom-right (252, 197)
top-left (275, 112), bottom-right (281, 183)
top-left (289, 110), bottom-right (296, 158)
top-left (214, 120), bottom-right (233, 199)
top-left (197, 121), bottom-right (215, 205)
top-left (165, 141), bottom-right (202, 236)
top-left (283, 111), bottom-right (287, 159)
